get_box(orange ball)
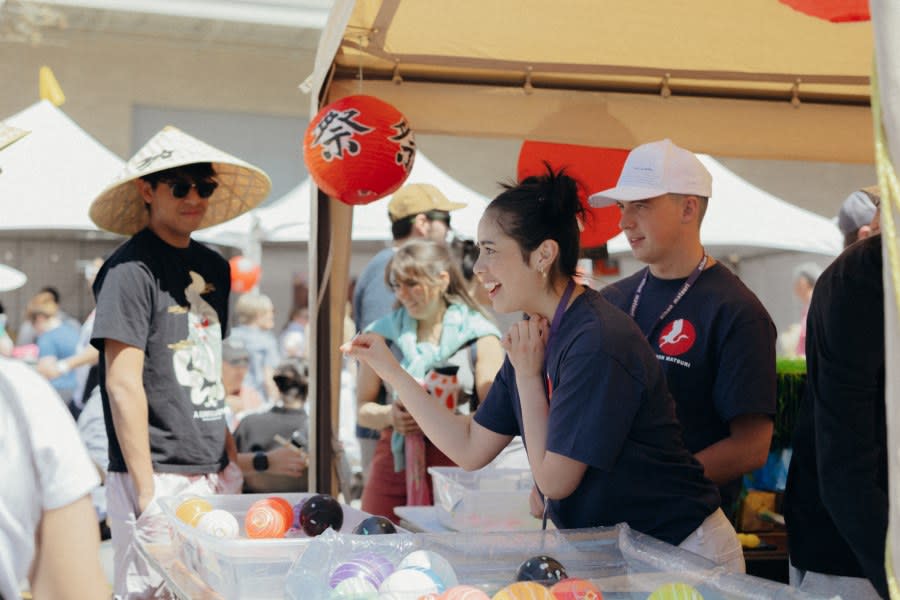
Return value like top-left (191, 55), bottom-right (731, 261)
top-left (265, 496), bottom-right (294, 527)
top-left (244, 499), bottom-right (289, 539)
top-left (229, 255), bottom-right (261, 293)
top-left (175, 497), bottom-right (213, 527)
top-left (492, 581), bottom-right (554, 600)
top-left (550, 578), bottom-right (602, 600)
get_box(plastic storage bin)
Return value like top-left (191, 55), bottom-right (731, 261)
top-left (285, 524), bottom-right (832, 600)
top-left (429, 466), bottom-right (538, 531)
top-left (157, 492), bottom-right (376, 600)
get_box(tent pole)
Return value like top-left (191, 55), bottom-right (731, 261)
top-left (313, 185), bottom-right (334, 494)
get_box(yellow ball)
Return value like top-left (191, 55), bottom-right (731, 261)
top-left (175, 497), bottom-right (213, 527)
top-left (492, 581), bottom-right (554, 600)
top-left (646, 582), bottom-right (704, 600)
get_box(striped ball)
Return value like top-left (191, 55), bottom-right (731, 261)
top-left (492, 581), bottom-right (554, 600)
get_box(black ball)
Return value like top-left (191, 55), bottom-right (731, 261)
top-left (515, 555), bottom-right (568, 585)
top-left (298, 494), bottom-right (344, 537)
top-left (352, 515), bottom-right (397, 535)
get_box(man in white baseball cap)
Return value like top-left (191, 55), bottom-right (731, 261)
top-left (592, 139), bottom-right (776, 525)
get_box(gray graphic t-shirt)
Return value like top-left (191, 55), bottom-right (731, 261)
top-left (92, 228), bottom-right (231, 474)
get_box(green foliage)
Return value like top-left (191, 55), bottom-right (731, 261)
top-left (774, 359), bottom-right (806, 449)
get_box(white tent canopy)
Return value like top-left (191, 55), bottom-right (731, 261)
top-left (0, 101), bottom-right (124, 233)
top-left (607, 154), bottom-right (843, 259)
top-left (196, 152), bottom-right (491, 250)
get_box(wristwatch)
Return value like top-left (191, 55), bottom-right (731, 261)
top-left (252, 451), bottom-right (269, 472)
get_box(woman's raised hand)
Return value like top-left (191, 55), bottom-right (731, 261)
top-left (502, 314), bottom-right (548, 377)
top-left (340, 333), bottom-right (402, 383)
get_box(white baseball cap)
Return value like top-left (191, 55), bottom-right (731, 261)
top-left (589, 139), bottom-right (712, 207)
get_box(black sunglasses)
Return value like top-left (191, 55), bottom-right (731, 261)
top-left (164, 180), bottom-right (218, 199)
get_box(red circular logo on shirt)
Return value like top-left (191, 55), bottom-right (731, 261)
top-left (657, 318), bottom-right (697, 356)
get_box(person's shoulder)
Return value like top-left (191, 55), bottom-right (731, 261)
top-left (565, 289), bottom-right (641, 345)
top-left (816, 235), bottom-right (882, 297)
top-left (189, 239), bottom-right (229, 268)
top-left (359, 247), bottom-right (394, 276)
top-left (598, 271), bottom-right (642, 305)
top-left (94, 240), bottom-right (154, 292)
top-left (562, 291), bottom-right (662, 378)
top-left (828, 234), bottom-right (882, 278)
top-left (700, 263), bottom-right (772, 320)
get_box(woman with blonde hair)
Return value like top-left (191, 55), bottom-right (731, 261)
top-left (357, 239), bottom-right (503, 522)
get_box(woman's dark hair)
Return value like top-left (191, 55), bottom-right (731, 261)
top-left (487, 164), bottom-right (586, 279)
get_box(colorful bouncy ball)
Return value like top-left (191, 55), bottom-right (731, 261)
top-left (329, 551), bottom-right (395, 589)
top-left (196, 509), bottom-right (240, 539)
top-left (515, 555), bottom-right (567, 585)
top-left (303, 94), bottom-right (415, 205)
top-left (493, 581), bottom-right (555, 600)
top-left (245, 498), bottom-right (290, 539)
top-left (229, 255), bottom-right (261, 293)
top-left (175, 496), bottom-right (213, 527)
top-left (352, 515), bottom-right (397, 535)
top-left (297, 493), bottom-right (344, 536)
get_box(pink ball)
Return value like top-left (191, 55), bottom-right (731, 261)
top-left (442, 584), bottom-right (491, 599)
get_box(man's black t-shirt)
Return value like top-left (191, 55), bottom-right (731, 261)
top-left (92, 228), bottom-right (231, 474)
top-left (601, 263), bottom-right (776, 511)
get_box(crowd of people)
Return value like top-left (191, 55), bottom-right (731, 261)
top-left (0, 125), bottom-right (891, 600)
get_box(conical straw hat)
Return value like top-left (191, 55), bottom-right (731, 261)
top-left (90, 126), bottom-right (271, 235)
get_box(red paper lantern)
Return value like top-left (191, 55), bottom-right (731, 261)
top-left (303, 94), bottom-right (416, 205)
top-left (778, 0), bottom-right (869, 22)
top-left (229, 255), bottom-right (261, 293)
top-left (517, 141), bottom-right (628, 250)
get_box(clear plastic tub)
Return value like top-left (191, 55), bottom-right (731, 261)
top-left (157, 492), bottom-right (378, 600)
top-left (284, 524), bottom-right (833, 600)
top-left (428, 466), bottom-right (538, 531)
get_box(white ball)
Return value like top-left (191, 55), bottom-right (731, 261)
top-left (196, 509), bottom-right (239, 538)
top-left (377, 567), bottom-right (444, 600)
top-left (397, 550), bottom-right (458, 588)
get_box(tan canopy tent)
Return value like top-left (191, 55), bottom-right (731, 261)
top-left (304, 0), bottom-right (876, 495)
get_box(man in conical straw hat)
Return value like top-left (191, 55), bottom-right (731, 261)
top-left (88, 126), bottom-right (270, 598)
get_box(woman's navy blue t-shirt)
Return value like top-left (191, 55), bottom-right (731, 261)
top-left (474, 288), bottom-right (719, 545)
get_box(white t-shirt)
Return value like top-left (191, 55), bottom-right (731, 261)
top-left (0, 358), bottom-right (100, 600)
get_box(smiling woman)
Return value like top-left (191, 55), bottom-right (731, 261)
top-left (344, 167), bottom-right (744, 572)
top-left (354, 240), bottom-right (504, 523)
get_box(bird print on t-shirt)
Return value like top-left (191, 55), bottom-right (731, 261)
top-left (171, 271), bottom-right (225, 415)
